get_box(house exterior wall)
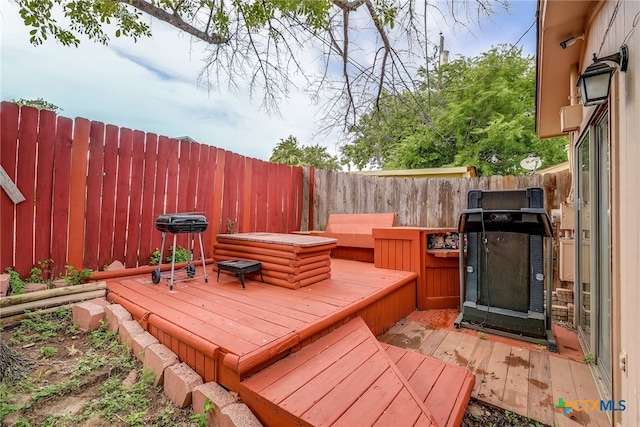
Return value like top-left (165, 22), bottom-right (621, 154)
top-left (551, 1), bottom-right (640, 425)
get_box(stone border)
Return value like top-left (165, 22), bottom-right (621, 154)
top-left (72, 299), bottom-right (262, 427)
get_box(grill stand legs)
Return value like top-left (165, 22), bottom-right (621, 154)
top-left (153, 231), bottom-right (208, 291)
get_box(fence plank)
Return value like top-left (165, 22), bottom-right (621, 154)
top-left (97, 125), bottom-right (119, 268)
top-left (50, 117), bottom-right (73, 277)
top-left (192, 144), bottom-right (209, 260)
top-left (84, 121), bottom-right (105, 269)
top-left (13, 106), bottom-right (38, 275)
top-left (151, 136), bottom-right (170, 254)
top-left (113, 128), bottom-right (132, 264)
top-left (253, 159), bottom-right (268, 232)
top-left (222, 152), bottom-right (241, 233)
top-left (210, 148), bottom-right (225, 240)
top-left (124, 130), bottom-right (145, 268)
top-left (165, 138), bottom-right (179, 215)
top-left (293, 166), bottom-right (303, 231)
top-left (203, 147), bottom-right (220, 256)
top-left (242, 159), bottom-right (252, 233)
top-left (235, 155), bottom-right (247, 233)
top-left (138, 133), bottom-right (158, 265)
top-left (186, 142), bottom-right (200, 213)
top-left (177, 139), bottom-right (191, 214)
top-left (267, 163), bottom-right (282, 232)
top-left (0, 103), bottom-right (18, 271)
top-left (34, 109), bottom-right (56, 274)
top-left (194, 145), bottom-right (209, 215)
top-left (68, 117), bottom-right (91, 270)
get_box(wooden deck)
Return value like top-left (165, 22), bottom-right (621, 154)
top-left (378, 310), bottom-right (611, 427)
top-left (240, 317), bottom-right (442, 427)
top-left (106, 258), bottom-right (418, 391)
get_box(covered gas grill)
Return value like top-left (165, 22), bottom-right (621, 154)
top-left (152, 214), bottom-right (209, 290)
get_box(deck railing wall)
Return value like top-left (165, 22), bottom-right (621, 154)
top-left (0, 103), bottom-right (304, 277)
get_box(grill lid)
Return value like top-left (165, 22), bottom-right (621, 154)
top-left (155, 214), bottom-right (209, 233)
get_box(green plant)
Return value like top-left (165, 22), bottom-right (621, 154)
top-left (87, 321), bottom-right (117, 349)
top-left (31, 379), bottom-right (80, 403)
top-left (149, 248), bottom-right (161, 266)
top-left (63, 265), bottom-right (93, 286)
top-left (14, 418), bottom-right (31, 427)
top-left (0, 383), bottom-right (20, 420)
top-left (38, 346), bottom-right (58, 358)
top-left (166, 246), bottom-right (191, 263)
top-left (583, 353), bottom-right (595, 364)
top-left (10, 311), bottom-right (64, 344)
top-left (85, 369), bottom-right (154, 422)
top-left (5, 267), bottom-right (25, 294)
top-left (66, 323), bottom-right (80, 335)
top-left (149, 246), bottom-right (191, 265)
top-left (28, 259), bottom-right (53, 284)
top-left (155, 407), bottom-right (176, 426)
top-left (74, 352), bottom-right (108, 378)
top-left (504, 410), bottom-right (519, 424)
top-left (191, 397), bottom-right (216, 427)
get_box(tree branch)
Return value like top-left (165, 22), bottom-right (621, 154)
top-left (364, 0), bottom-right (391, 110)
top-left (116, 0), bottom-right (229, 44)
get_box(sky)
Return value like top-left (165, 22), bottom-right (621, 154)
top-left (0, 0), bottom-right (537, 162)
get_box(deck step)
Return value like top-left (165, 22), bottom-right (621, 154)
top-left (380, 342), bottom-right (475, 427)
top-left (240, 316), bottom-right (473, 426)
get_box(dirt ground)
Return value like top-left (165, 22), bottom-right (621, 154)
top-left (1, 309), bottom-right (546, 427)
top-left (1, 310), bottom-right (199, 427)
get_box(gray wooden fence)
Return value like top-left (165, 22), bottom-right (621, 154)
top-left (302, 169), bottom-right (572, 230)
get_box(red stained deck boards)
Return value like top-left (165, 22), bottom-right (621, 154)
top-left (240, 316), bottom-right (440, 427)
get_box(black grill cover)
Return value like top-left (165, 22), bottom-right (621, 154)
top-left (155, 214), bottom-right (209, 233)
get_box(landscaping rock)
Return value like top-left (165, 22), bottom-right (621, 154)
top-left (143, 343), bottom-right (179, 386)
top-left (164, 362), bottom-right (203, 409)
top-left (24, 283), bottom-right (47, 293)
top-left (107, 260), bottom-right (125, 271)
top-left (192, 382), bottom-right (237, 422)
top-left (72, 301), bottom-right (106, 331)
top-left (104, 303), bottom-right (133, 332)
top-left (52, 279), bottom-right (68, 288)
top-left (0, 273), bottom-right (9, 297)
top-left (220, 403), bottom-right (263, 427)
top-left (118, 320), bottom-right (146, 350)
top-left (130, 330), bottom-right (159, 362)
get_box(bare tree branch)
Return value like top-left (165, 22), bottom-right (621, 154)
top-left (117, 0), bottom-right (229, 44)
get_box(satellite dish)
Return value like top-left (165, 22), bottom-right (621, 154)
top-left (520, 156), bottom-right (542, 172)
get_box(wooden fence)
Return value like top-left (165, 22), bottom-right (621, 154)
top-left (305, 169), bottom-right (572, 230)
top-left (1, 101), bottom-right (573, 280)
top-left (0, 102), bottom-right (304, 277)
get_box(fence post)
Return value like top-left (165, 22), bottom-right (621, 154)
top-left (67, 118), bottom-right (91, 271)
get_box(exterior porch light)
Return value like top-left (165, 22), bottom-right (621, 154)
top-left (577, 44), bottom-right (629, 106)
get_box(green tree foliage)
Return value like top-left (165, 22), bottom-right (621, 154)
top-left (12, 0), bottom-right (506, 129)
top-left (341, 46), bottom-right (568, 176)
top-left (12, 98), bottom-right (62, 112)
top-left (270, 136), bottom-right (341, 171)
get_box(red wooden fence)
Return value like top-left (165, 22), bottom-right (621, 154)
top-left (0, 102), bottom-right (305, 277)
